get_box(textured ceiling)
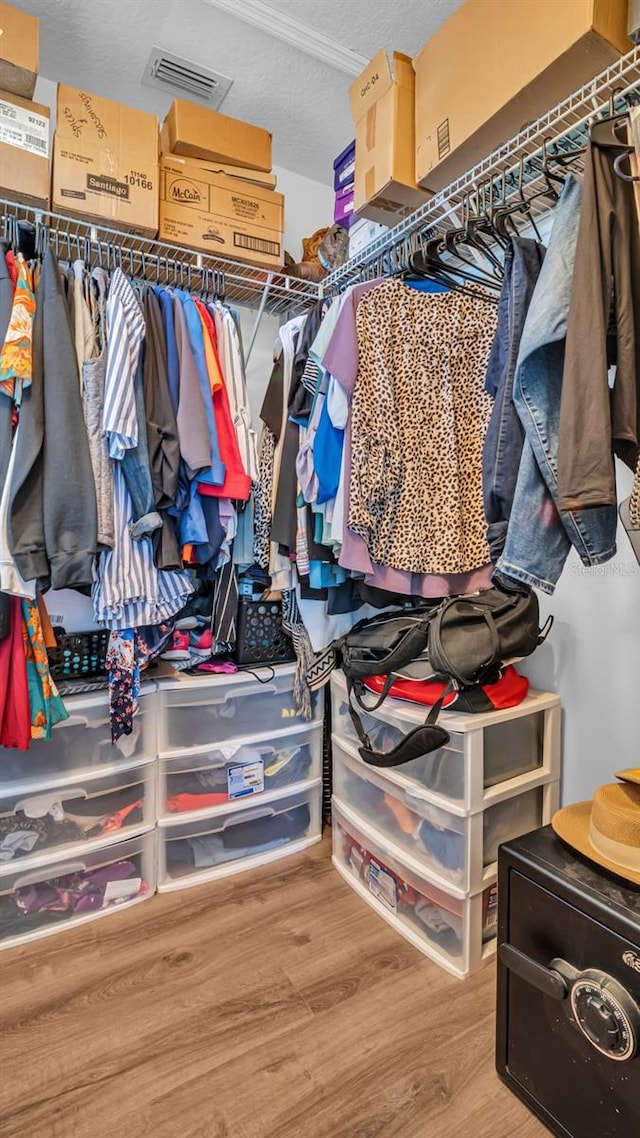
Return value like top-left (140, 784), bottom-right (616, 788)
top-left (8, 0), bottom-right (463, 184)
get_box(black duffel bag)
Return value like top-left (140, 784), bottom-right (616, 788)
top-left (340, 586), bottom-right (552, 768)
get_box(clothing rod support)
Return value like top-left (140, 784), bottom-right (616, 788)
top-left (245, 272), bottom-right (274, 364)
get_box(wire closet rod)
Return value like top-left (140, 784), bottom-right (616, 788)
top-left (323, 45), bottom-right (640, 292)
top-left (0, 198), bottom-right (323, 318)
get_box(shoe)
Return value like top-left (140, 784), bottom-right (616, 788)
top-left (161, 630), bottom-right (191, 660)
top-left (189, 628), bottom-right (213, 658)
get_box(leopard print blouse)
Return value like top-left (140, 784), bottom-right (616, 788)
top-left (348, 279), bottom-right (497, 575)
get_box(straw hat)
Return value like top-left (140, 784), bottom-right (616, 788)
top-left (552, 772), bottom-right (640, 886)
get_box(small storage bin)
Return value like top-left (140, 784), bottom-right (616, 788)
top-left (158, 724), bottom-right (322, 820)
top-left (0, 688), bottom-right (158, 792)
top-left (0, 761), bottom-right (156, 867)
top-left (330, 671), bottom-right (560, 811)
top-left (158, 783), bottom-right (322, 889)
top-left (332, 801), bottom-right (497, 980)
top-left (0, 831), bottom-right (155, 951)
top-left (158, 665), bottom-right (322, 754)
top-left (332, 738), bottom-right (558, 895)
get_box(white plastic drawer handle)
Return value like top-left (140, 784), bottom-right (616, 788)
top-left (55, 716), bottom-right (108, 730)
top-left (14, 862), bottom-right (87, 888)
top-left (223, 807), bottom-right (276, 828)
top-left (15, 788), bottom-right (89, 817)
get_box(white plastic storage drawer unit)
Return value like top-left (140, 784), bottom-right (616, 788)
top-left (158, 782), bottom-right (322, 890)
top-left (332, 738), bottom-right (559, 896)
top-left (332, 801), bottom-right (497, 980)
top-left (330, 670), bottom-right (561, 811)
top-left (0, 687), bottom-right (158, 792)
top-left (0, 831), bottom-right (156, 951)
top-left (0, 760), bottom-right (156, 868)
top-left (158, 664), bottom-right (323, 753)
top-left (158, 723), bottom-right (322, 821)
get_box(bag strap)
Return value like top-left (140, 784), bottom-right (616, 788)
top-left (433, 605), bottom-right (500, 687)
top-left (352, 674), bottom-right (396, 713)
top-left (345, 674), bottom-right (454, 758)
top-left (345, 675), bottom-right (373, 751)
top-left (539, 614), bottom-right (554, 644)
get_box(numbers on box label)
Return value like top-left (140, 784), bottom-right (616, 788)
top-left (125, 171), bottom-right (153, 190)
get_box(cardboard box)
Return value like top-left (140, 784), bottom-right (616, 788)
top-left (0, 91), bottom-right (49, 207)
top-left (414, 0), bottom-right (632, 191)
top-left (349, 49), bottom-right (430, 226)
top-left (52, 85), bottom-right (159, 235)
top-left (162, 99), bottom-right (272, 172)
top-left (348, 216), bottom-right (389, 259)
top-left (160, 119), bottom-right (277, 189)
top-left (159, 155), bottom-right (284, 269)
top-left (0, 2), bottom-right (38, 99)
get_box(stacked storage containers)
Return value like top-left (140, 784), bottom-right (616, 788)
top-left (330, 670), bottom-right (561, 979)
top-left (0, 686), bottom-right (158, 950)
top-left (333, 140), bottom-right (356, 232)
top-left (156, 663), bottom-right (323, 889)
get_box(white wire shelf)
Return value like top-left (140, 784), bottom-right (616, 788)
top-left (0, 198), bottom-right (322, 317)
top-left (324, 46), bottom-right (640, 291)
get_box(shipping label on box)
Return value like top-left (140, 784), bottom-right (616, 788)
top-left (0, 96), bottom-right (48, 157)
top-left (0, 91), bottom-right (49, 208)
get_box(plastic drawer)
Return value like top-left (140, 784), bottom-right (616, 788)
top-left (332, 801), bottom-right (497, 980)
top-left (158, 782), bottom-right (322, 890)
top-left (158, 723), bottom-right (323, 821)
top-left (332, 738), bottom-right (558, 895)
top-left (0, 688), bottom-right (158, 793)
top-left (330, 670), bottom-right (560, 811)
top-left (0, 760), bottom-right (156, 867)
top-left (0, 831), bottom-right (156, 951)
top-left (158, 665), bottom-right (322, 753)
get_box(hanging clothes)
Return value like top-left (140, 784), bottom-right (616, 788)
top-left (8, 245), bottom-right (98, 591)
top-left (94, 269), bottom-right (194, 630)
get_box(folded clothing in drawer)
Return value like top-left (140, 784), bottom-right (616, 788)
top-left (333, 738), bottom-right (546, 892)
top-left (158, 665), bottom-right (321, 753)
top-left (332, 801), bottom-right (498, 978)
top-left (161, 726), bottom-right (321, 816)
top-left (0, 689), bottom-right (157, 792)
top-left (0, 763), bottom-right (154, 864)
top-left (161, 786), bottom-right (321, 881)
top-left (0, 833), bottom-right (153, 948)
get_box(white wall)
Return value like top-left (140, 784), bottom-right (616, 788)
top-left (519, 461), bottom-right (640, 807)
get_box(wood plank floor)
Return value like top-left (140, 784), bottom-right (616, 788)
top-left (0, 836), bottom-right (551, 1138)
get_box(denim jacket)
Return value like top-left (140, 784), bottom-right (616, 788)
top-left (496, 175), bottom-right (617, 595)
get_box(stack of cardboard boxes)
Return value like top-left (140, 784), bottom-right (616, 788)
top-left (332, 140), bottom-right (355, 232)
top-left (0, 0), bottom-right (285, 269)
top-left (158, 100), bottom-right (284, 269)
top-left (348, 0), bottom-right (633, 233)
top-left (0, 1), bottom-right (49, 209)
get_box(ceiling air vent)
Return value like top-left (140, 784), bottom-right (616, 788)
top-left (142, 47), bottom-right (233, 107)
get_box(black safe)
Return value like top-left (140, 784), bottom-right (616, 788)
top-left (496, 825), bottom-right (640, 1138)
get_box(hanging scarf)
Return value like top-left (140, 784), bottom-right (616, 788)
top-left (0, 255), bottom-right (36, 405)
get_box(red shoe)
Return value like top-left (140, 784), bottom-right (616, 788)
top-left (189, 628), bottom-right (213, 657)
top-left (161, 630), bottom-right (191, 660)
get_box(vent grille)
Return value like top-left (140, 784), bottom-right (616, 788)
top-left (142, 47), bottom-right (233, 107)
